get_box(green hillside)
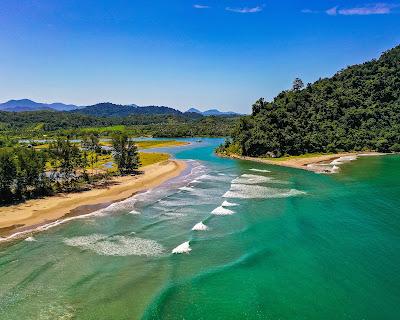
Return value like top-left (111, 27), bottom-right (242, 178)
top-left (223, 45), bottom-right (400, 157)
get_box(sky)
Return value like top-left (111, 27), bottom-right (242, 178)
top-left (0, 1), bottom-right (399, 113)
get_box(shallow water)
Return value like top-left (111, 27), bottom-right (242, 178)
top-left (1, 138), bottom-right (400, 319)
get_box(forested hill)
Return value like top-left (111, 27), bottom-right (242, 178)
top-left (224, 45), bottom-right (400, 157)
top-left (71, 103), bottom-right (184, 117)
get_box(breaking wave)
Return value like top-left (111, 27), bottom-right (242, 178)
top-left (179, 186), bottom-right (196, 192)
top-left (172, 241), bottom-right (191, 254)
top-left (330, 155), bottom-right (357, 165)
top-left (223, 184), bottom-right (305, 199)
top-left (64, 234), bottom-right (164, 257)
top-left (232, 174), bottom-right (288, 185)
top-left (192, 222), bottom-right (209, 231)
top-left (211, 206), bottom-right (235, 215)
top-left (222, 200), bottom-right (239, 207)
top-left (249, 168), bottom-right (271, 173)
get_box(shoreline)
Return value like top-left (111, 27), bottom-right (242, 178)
top-left (0, 160), bottom-right (187, 241)
top-left (221, 152), bottom-right (384, 173)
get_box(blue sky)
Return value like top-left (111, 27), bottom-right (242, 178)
top-left (0, 1), bottom-right (399, 113)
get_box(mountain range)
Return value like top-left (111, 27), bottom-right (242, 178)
top-left (0, 99), bottom-right (81, 112)
top-left (0, 99), bottom-right (241, 117)
top-left (186, 108), bottom-right (240, 116)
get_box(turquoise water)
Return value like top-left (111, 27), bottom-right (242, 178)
top-left (1, 138), bottom-right (400, 319)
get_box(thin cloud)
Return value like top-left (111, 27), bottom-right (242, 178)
top-left (193, 4), bottom-right (210, 9)
top-left (225, 6), bottom-right (263, 13)
top-left (326, 3), bottom-right (398, 16)
top-left (326, 6), bottom-right (338, 15)
top-left (301, 9), bottom-right (319, 14)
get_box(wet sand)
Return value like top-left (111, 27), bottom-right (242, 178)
top-left (0, 160), bottom-right (186, 240)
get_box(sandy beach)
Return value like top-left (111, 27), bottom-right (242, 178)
top-left (225, 152), bottom-right (382, 173)
top-left (0, 159), bottom-right (186, 239)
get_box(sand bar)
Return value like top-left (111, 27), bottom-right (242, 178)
top-left (0, 160), bottom-right (186, 239)
top-left (225, 152), bottom-right (383, 173)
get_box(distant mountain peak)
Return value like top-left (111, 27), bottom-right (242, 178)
top-left (185, 107), bottom-right (240, 116)
top-left (186, 107), bottom-right (202, 114)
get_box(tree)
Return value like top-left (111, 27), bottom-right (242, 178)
top-left (0, 150), bottom-right (16, 203)
top-left (112, 134), bottom-right (140, 174)
top-left (49, 138), bottom-right (83, 190)
top-left (252, 98), bottom-right (266, 115)
top-left (14, 148), bottom-right (50, 199)
top-left (81, 133), bottom-right (101, 172)
top-left (292, 78), bottom-right (304, 91)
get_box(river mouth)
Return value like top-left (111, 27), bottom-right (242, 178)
top-left (1, 138), bottom-right (399, 320)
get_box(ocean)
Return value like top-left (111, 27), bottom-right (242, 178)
top-left (1, 138), bottom-right (399, 319)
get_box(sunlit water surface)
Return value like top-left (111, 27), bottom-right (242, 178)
top-left (1, 138), bottom-right (400, 319)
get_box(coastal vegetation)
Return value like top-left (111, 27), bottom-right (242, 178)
top-left (0, 111), bottom-right (237, 141)
top-left (219, 45), bottom-right (400, 158)
top-left (0, 134), bottom-right (176, 205)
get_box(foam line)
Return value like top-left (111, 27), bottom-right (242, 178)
top-left (223, 184), bottom-right (305, 199)
top-left (222, 200), bottom-right (239, 207)
top-left (64, 234), bottom-right (164, 257)
top-left (249, 168), bottom-right (271, 173)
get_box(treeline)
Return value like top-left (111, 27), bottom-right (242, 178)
top-left (0, 134), bottom-right (139, 205)
top-left (221, 44), bottom-right (400, 157)
top-left (0, 111), bottom-right (236, 138)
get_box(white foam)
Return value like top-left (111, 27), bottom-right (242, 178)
top-left (211, 206), bottom-right (234, 215)
top-left (25, 236), bottom-right (36, 242)
top-left (179, 186), bottom-right (195, 192)
top-left (249, 168), bottom-right (271, 173)
top-left (332, 165), bottom-right (340, 173)
top-left (192, 222), bottom-right (209, 231)
top-left (64, 234), bottom-right (164, 257)
top-left (223, 184), bottom-right (305, 199)
top-left (129, 209), bottom-right (141, 215)
top-left (232, 174), bottom-right (287, 185)
top-left (222, 200), bottom-right (239, 207)
top-left (330, 156), bottom-right (357, 165)
top-left (172, 241), bottom-right (191, 254)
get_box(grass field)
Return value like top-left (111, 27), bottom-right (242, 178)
top-left (91, 152), bottom-right (170, 172)
top-left (135, 140), bottom-right (188, 149)
top-left (80, 125), bottom-right (126, 133)
top-left (139, 152), bottom-right (170, 166)
top-left (99, 140), bottom-right (188, 149)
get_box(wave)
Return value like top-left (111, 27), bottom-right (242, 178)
top-left (24, 236), bottom-right (37, 242)
top-left (232, 174), bottom-right (288, 185)
top-left (197, 174), bottom-right (231, 182)
top-left (192, 222), bottom-right (209, 231)
top-left (223, 184), bottom-right (305, 199)
top-left (129, 209), bottom-right (141, 215)
top-left (222, 200), bottom-right (239, 207)
top-left (179, 186), bottom-right (195, 192)
top-left (249, 168), bottom-right (271, 173)
top-left (64, 234), bottom-right (164, 257)
top-left (330, 155), bottom-right (357, 165)
top-left (172, 241), bottom-right (191, 254)
top-left (211, 206), bottom-right (234, 215)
